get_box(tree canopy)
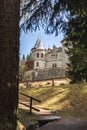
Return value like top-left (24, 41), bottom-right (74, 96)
top-left (21, 0), bottom-right (87, 35)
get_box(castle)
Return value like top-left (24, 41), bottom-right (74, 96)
top-left (23, 37), bottom-right (69, 81)
top-left (30, 37), bottom-right (68, 70)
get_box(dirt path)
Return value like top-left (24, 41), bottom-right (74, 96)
top-left (18, 102), bottom-right (53, 116)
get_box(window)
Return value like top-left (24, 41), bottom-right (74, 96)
top-left (41, 53), bottom-right (43, 58)
top-left (55, 64), bottom-right (57, 67)
top-left (52, 64), bottom-right (54, 68)
top-left (56, 54), bottom-right (58, 59)
top-left (52, 63), bottom-right (57, 68)
top-left (36, 62), bottom-right (39, 67)
top-left (51, 54), bottom-right (56, 59)
top-left (51, 54), bottom-right (54, 59)
top-left (37, 53), bottom-right (39, 58)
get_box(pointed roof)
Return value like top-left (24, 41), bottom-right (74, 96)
top-left (33, 37), bottom-right (45, 50)
top-left (53, 45), bottom-right (57, 50)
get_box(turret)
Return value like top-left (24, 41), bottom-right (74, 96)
top-left (31, 37), bottom-right (46, 70)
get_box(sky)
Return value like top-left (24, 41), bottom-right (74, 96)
top-left (20, 28), bottom-right (64, 60)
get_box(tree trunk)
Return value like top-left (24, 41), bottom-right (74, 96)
top-left (0, 0), bottom-right (20, 130)
top-left (52, 79), bottom-right (55, 86)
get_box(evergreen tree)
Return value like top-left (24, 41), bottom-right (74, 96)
top-left (65, 42), bottom-right (87, 83)
top-left (21, 0), bottom-right (87, 36)
top-left (19, 61), bottom-right (25, 81)
top-left (26, 54), bottom-right (30, 61)
top-left (22, 54), bottom-right (25, 60)
top-left (64, 8), bottom-right (87, 83)
top-left (26, 52), bottom-right (32, 62)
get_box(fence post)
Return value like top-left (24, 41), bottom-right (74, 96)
top-left (26, 78), bottom-right (29, 88)
top-left (52, 79), bottom-right (55, 86)
top-left (30, 97), bottom-right (32, 114)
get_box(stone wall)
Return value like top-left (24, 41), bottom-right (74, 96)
top-left (23, 67), bottom-right (66, 81)
top-left (32, 67), bottom-right (66, 81)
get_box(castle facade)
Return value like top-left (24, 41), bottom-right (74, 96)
top-left (31, 37), bottom-right (68, 70)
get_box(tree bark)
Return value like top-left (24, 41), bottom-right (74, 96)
top-left (0, 0), bottom-right (20, 129)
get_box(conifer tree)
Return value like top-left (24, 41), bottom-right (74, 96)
top-left (22, 54), bottom-right (25, 60)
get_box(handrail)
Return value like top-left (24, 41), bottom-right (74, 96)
top-left (19, 92), bottom-right (41, 103)
top-left (19, 92), bottom-right (41, 114)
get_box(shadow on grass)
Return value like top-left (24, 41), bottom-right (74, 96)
top-left (51, 83), bottom-right (87, 119)
top-left (19, 83), bottom-right (87, 119)
top-left (18, 108), bottom-right (39, 125)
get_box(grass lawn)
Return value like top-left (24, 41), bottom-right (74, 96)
top-left (19, 83), bottom-right (87, 124)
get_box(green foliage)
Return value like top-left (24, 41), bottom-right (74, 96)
top-left (20, 0), bottom-right (87, 34)
top-left (22, 54), bottom-right (25, 60)
top-left (26, 54), bottom-right (30, 61)
top-left (66, 43), bottom-right (87, 83)
top-left (64, 8), bottom-right (87, 83)
top-left (26, 52), bottom-right (32, 61)
top-left (19, 60), bottom-right (25, 81)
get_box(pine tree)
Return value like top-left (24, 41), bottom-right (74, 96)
top-left (22, 54), bottom-right (25, 60)
top-left (64, 10), bottom-right (87, 83)
top-left (65, 42), bottom-right (87, 83)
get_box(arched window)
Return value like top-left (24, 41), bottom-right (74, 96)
top-left (52, 64), bottom-right (54, 68)
top-left (36, 62), bottom-right (39, 67)
top-left (37, 53), bottom-right (39, 58)
top-left (41, 53), bottom-right (43, 58)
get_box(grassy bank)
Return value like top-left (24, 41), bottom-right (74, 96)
top-left (19, 83), bottom-right (87, 124)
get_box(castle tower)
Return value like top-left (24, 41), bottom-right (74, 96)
top-left (45, 45), bottom-right (63, 68)
top-left (31, 37), bottom-right (46, 70)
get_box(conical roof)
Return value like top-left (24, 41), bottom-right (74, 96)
top-left (34, 37), bottom-right (45, 49)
